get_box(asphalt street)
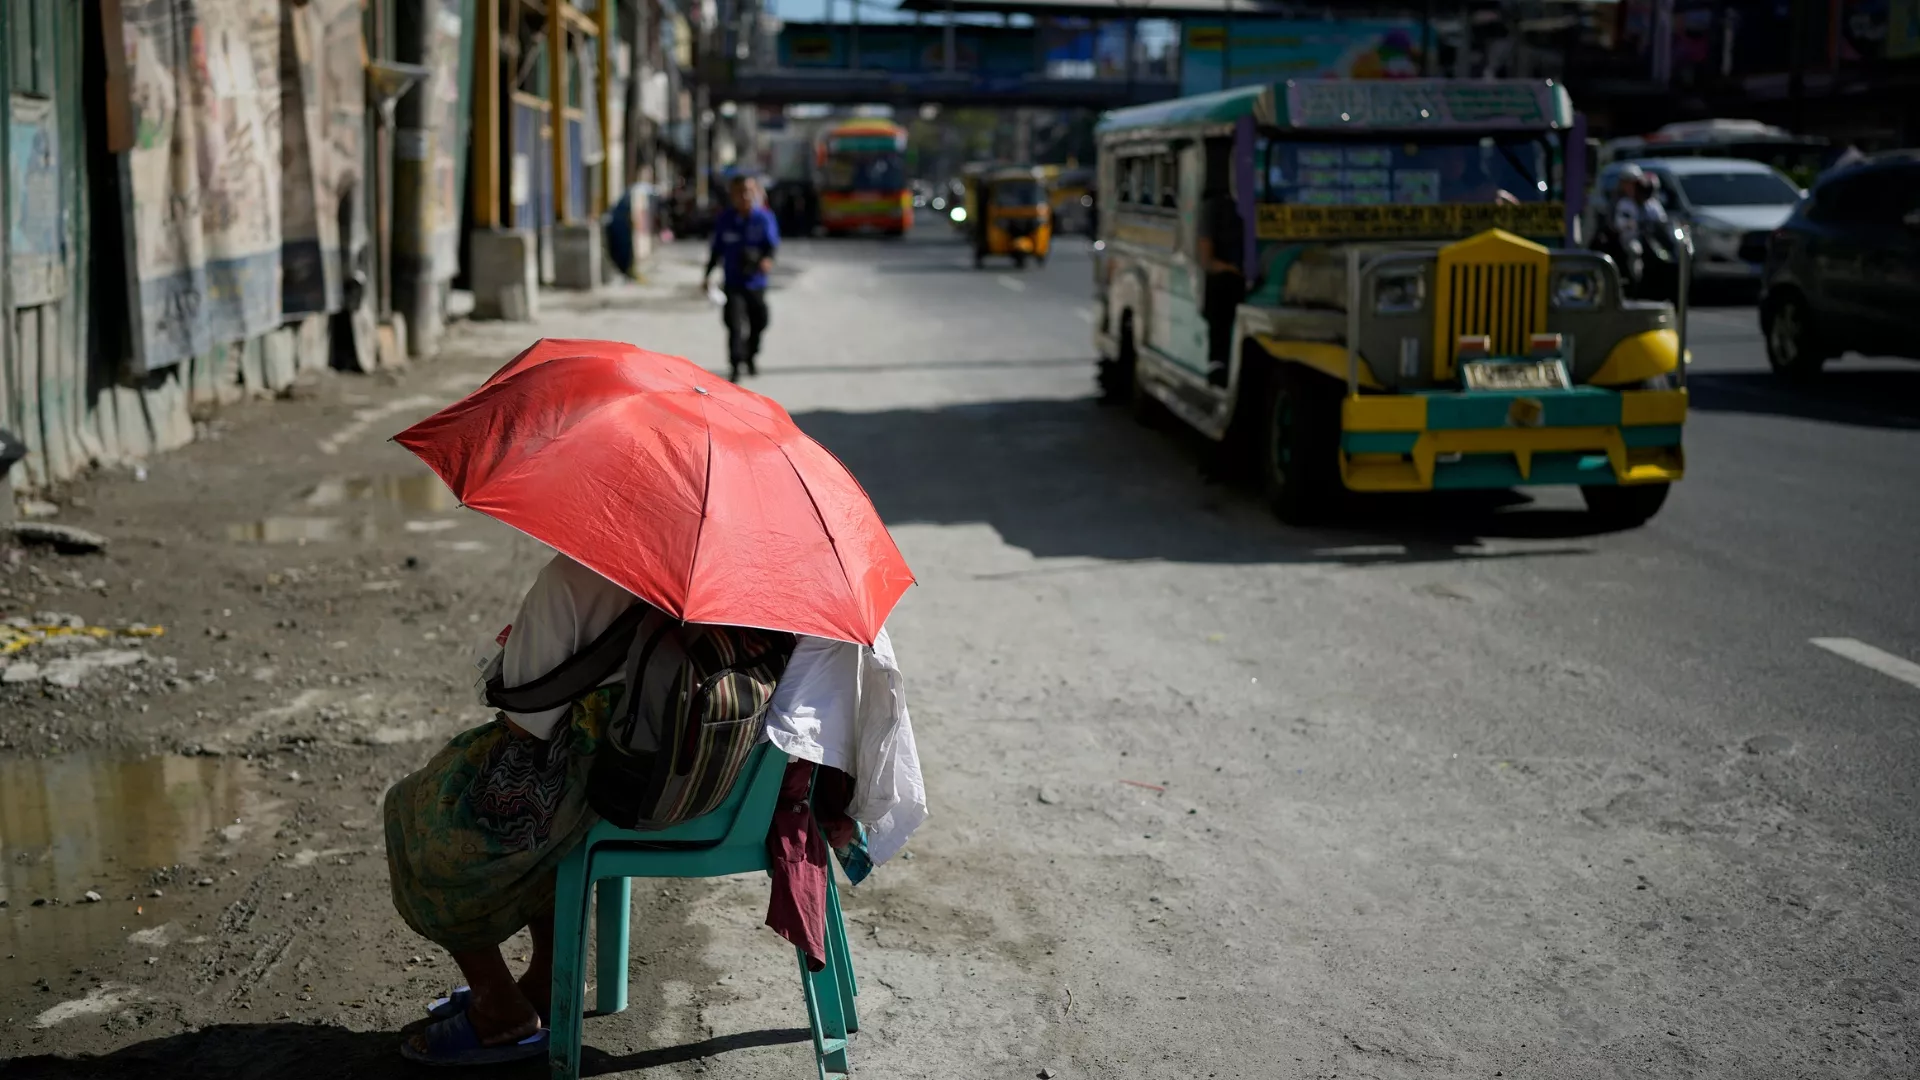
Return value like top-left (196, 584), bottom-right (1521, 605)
top-left (3, 217), bottom-right (1916, 1079)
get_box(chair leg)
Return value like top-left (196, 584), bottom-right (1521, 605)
top-left (797, 947), bottom-right (850, 1080)
top-left (594, 877), bottom-right (632, 1015)
top-left (549, 846), bottom-right (596, 1080)
top-left (825, 875), bottom-right (859, 1034)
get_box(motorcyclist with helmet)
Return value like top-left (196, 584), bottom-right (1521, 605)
top-left (1597, 164), bottom-right (1679, 299)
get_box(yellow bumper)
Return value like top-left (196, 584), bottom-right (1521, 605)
top-left (1339, 389), bottom-right (1687, 492)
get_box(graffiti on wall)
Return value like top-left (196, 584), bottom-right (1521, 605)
top-left (8, 95), bottom-right (65, 307)
top-left (121, 0), bottom-right (283, 372)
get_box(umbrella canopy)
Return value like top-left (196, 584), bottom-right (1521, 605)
top-left (393, 339), bottom-right (913, 645)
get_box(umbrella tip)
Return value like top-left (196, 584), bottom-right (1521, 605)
top-left (695, 387), bottom-right (709, 395)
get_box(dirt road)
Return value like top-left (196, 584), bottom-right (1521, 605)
top-left (4, 232), bottom-right (1917, 1079)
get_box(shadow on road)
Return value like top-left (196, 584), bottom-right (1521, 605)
top-left (2, 1022), bottom-right (812, 1080)
top-left (1688, 369), bottom-right (1920, 430)
top-left (1687, 280), bottom-right (1763, 308)
top-left (753, 357), bottom-right (1089, 377)
top-left (791, 397), bottom-right (1630, 568)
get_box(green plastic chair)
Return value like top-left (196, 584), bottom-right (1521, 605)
top-left (548, 743), bottom-right (860, 1080)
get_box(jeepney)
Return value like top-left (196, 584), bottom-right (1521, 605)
top-left (1091, 79), bottom-right (1689, 526)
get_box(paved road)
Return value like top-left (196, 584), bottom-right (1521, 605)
top-left (758, 223), bottom-right (1920, 1076)
top-left (4, 219), bottom-right (1916, 1079)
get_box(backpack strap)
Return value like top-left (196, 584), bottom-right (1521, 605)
top-left (609, 616), bottom-right (695, 753)
top-left (484, 601), bottom-right (655, 715)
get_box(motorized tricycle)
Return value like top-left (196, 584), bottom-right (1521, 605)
top-left (972, 166), bottom-right (1053, 269)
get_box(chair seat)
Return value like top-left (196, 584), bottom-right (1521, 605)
top-left (549, 742), bottom-right (859, 1080)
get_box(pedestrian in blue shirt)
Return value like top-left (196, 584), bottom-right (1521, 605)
top-left (703, 176), bottom-right (781, 380)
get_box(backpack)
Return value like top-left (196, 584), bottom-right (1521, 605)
top-left (482, 604), bottom-right (796, 830)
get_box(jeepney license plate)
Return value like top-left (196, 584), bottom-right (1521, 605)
top-left (1462, 359), bottom-right (1570, 391)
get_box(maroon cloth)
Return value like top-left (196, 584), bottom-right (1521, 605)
top-left (764, 760), bottom-right (855, 970)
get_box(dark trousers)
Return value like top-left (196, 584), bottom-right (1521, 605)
top-left (1204, 272), bottom-right (1243, 384)
top-left (723, 287), bottom-right (769, 374)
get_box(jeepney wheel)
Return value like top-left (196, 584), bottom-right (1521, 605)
top-left (1013, 253), bottom-right (1027, 270)
top-left (1581, 483), bottom-right (1670, 528)
top-left (1097, 313), bottom-right (1134, 405)
top-left (974, 249), bottom-right (985, 269)
top-left (1763, 293), bottom-right (1829, 380)
top-left (1124, 328), bottom-right (1167, 427)
top-left (1259, 366), bottom-right (1342, 525)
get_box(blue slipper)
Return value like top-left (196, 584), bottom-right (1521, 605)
top-left (426, 987), bottom-right (471, 1020)
top-left (399, 1010), bottom-right (548, 1067)
top-left (427, 986), bottom-right (552, 1026)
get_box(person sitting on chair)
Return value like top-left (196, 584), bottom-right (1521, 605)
top-left (385, 553), bottom-right (923, 1066)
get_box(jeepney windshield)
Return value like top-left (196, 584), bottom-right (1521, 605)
top-left (990, 180), bottom-right (1046, 206)
top-left (1256, 134), bottom-right (1553, 206)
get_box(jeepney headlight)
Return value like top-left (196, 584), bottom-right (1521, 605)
top-left (1551, 268), bottom-right (1603, 310)
top-left (1373, 269), bottom-right (1424, 314)
top-left (950, 207), bottom-right (966, 223)
top-left (1639, 372), bottom-right (1679, 390)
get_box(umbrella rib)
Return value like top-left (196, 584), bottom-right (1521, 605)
top-left (706, 391), bottom-right (894, 628)
top-left (773, 441), bottom-right (860, 623)
top-left (682, 395), bottom-right (716, 612)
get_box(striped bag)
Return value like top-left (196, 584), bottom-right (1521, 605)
top-left (482, 606), bottom-right (796, 830)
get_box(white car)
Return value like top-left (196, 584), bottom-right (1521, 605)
top-left (1586, 157), bottom-right (1804, 283)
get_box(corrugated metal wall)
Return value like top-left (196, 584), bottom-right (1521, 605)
top-left (0, 1), bottom-right (409, 493)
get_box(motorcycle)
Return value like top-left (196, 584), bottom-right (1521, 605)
top-left (1632, 221), bottom-right (1692, 303)
top-left (1592, 217), bottom-right (1691, 304)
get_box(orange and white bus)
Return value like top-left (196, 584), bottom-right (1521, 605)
top-left (814, 119), bottom-right (911, 237)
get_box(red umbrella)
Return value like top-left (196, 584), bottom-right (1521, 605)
top-left (392, 338), bottom-right (913, 645)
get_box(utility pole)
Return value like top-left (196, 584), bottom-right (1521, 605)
top-left (392, 0), bottom-right (434, 355)
top-left (1787, 0), bottom-right (1808, 131)
top-left (1422, 0), bottom-right (1436, 76)
top-left (1222, 0), bottom-right (1233, 91)
top-left (944, 0), bottom-right (955, 74)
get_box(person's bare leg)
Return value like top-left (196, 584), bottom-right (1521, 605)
top-left (518, 907), bottom-right (555, 1019)
top-left (409, 945), bottom-right (540, 1052)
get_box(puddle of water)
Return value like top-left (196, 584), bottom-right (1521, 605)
top-left (225, 516), bottom-right (378, 545)
top-left (303, 473), bottom-right (459, 513)
top-left (0, 753), bottom-right (277, 981)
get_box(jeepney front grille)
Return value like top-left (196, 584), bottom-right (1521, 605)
top-left (1442, 261), bottom-right (1541, 367)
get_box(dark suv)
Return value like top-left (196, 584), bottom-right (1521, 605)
top-left (1759, 152), bottom-right (1920, 378)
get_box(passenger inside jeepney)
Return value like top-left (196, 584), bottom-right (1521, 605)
top-left (1197, 137), bottom-right (1246, 388)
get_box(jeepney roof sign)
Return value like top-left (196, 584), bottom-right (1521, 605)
top-left (1283, 81), bottom-right (1567, 131)
top-left (1097, 80), bottom-right (1569, 139)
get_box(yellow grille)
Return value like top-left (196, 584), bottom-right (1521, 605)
top-left (1431, 230), bottom-right (1551, 378)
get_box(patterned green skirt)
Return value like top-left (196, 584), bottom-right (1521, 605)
top-left (383, 688), bottom-right (615, 952)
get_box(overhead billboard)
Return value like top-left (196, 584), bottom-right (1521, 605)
top-left (1180, 18), bottom-right (1425, 97)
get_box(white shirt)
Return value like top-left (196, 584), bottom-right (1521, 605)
top-left (1612, 194), bottom-right (1668, 243)
top-left (486, 553), bottom-right (926, 866)
top-left (764, 628), bottom-right (927, 866)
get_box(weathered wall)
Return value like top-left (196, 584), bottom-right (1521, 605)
top-left (0, 0), bottom-right (452, 495)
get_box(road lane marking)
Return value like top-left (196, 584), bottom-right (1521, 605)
top-left (1078, 307), bottom-right (1096, 324)
top-left (1810, 638), bottom-right (1920, 691)
top-left (997, 275), bottom-right (1026, 292)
